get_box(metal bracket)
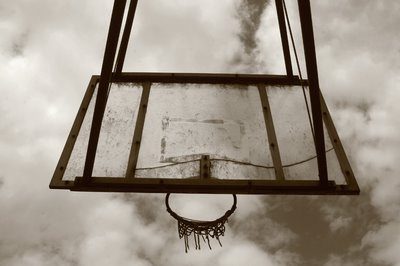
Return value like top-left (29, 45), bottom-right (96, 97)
top-left (200, 155), bottom-right (211, 179)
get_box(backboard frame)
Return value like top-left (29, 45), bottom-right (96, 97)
top-left (50, 73), bottom-right (359, 195)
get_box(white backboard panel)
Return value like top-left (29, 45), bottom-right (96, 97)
top-left (50, 75), bottom-right (358, 194)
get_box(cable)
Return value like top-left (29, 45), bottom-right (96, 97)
top-left (136, 159), bottom-right (200, 171)
top-left (282, 0), bottom-right (316, 144)
top-left (135, 147), bottom-right (334, 171)
top-left (213, 147), bottom-right (334, 169)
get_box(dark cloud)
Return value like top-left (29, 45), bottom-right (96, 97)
top-left (236, 0), bottom-right (270, 54)
top-left (262, 195), bottom-right (382, 265)
top-left (230, 0), bottom-right (273, 73)
top-left (11, 32), bottom-right (28, 56)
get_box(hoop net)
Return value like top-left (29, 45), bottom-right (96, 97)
top-left (165, 194), bottom-right (237, 252)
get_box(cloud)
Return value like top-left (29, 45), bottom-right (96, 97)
top-left (320, 199), bottom-right (354, 232)
top-left (79, 198), bottom-right (158, 266)
top-left (233, 197), bottom-right (297, 250)
top-left (362, 219), bottom-right (400, 266)
top-left (0, 1), bottom-right (128, 265)
top-left (217, 241), bottom-right (284, 266)
top-left (1, 0), bottom-right (400, 265)
top-left (311, 1), bottom-right (400, 265)
top-left (123, 0), bottom-right (243, 73)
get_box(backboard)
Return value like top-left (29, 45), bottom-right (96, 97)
top-left (49, 0), bottom-right (359, 195)
top-left (50, 73), bottom-right (359, 194)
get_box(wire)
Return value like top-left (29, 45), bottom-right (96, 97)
top-left (212, 158), bottom-right (274, 169)
top-left (213, 147), bottom-right (334, 169)
top-left (136, 159), bottom-right (200, 171)
top-left (135, 148), bottom-right (334, 171)
top-left (282, 0), bottom-right (316, 144)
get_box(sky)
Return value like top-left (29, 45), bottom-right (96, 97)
top-left (0, 0), bottom-right (400, 265)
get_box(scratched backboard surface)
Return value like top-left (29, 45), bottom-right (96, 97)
top-left (135, 83), bottom-right (273, 179)
top-left (59, 81), bottom-right (346, 185)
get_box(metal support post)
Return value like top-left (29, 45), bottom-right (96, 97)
top-left (275, 0), bottom-right (293, 77)
top-left (83, 0), bottom-right (127, 180)
top-left (297, 0), bottom-right (328, 185)
top-left (115, 0), bottom-right (139, 73)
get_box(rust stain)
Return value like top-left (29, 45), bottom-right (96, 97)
top-left (201, 119), bottom-right (224, 124)
top-left (161, 116), bottom-right (170, 131)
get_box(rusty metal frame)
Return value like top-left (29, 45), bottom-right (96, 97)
top-left (298, 0), bottom-right (328, 186)
top-left (50, 75), bottom-right (359, 195)
top-left (275, 0), bottom-right (293, 77)
top-left (125, 82), bottom-right (151, 178)
top-left (115, 0), bottom-right (138, 73)
top-left (320, 95), bottom-right (359, 192)
top-left (112, 72), bottom-right (303, 85)
top-left (83, 0), bottom-right (127, 182)
top-left (258, 84), bottom-right (284, 180)
top-left (50, 0), bottom-right (360, 195)
top-left (50, 76), bottom-right (99, 189)
top-left (72, 178), bottom-right (353, 195)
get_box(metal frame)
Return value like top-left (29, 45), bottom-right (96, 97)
top-left (125, 82), bottom-right (151, 178)
top-left (82, 0), bottom-right (127, 181)
top-left (50, 0), bottom-right (360, 195)
top-left (50, 76), bottom-right (99, 189)
top-left (112, 72), bottom-right (303, 85)
top-left (275, 0), bottom-right (293, 77)
top-left (50, 75), bottom-right (359, 195)
top-left (258, 84), bottom-right (284, 181)
top-left (298, 0), bottom-right (328, 186)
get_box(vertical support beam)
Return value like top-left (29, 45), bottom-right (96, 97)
top-left (125, 82), bottom-right (151, 178)
top-left (115, 0), bottom-right (139, 73)
top-left (200, 155), bottom-right (211, 179)
top-left (83, 0), bottom-right (127, 180)
top-left (297, 0), bottom-right (328, 185)
top-left (258, 84), bottom-right (285, 180)
top-left (275, 0), bottom-right (293, 77)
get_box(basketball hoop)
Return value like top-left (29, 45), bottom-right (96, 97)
top-left (50, 0), bottom-right (360, 255)
top-left (165, 194), bottom-right (237, 252)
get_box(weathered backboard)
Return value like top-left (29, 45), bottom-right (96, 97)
top-left (50, 0), bottom-right (359, 195)
top-left (50, 73), bottom-right (359, 194)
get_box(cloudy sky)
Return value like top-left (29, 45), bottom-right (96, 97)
top-left (1, 0), bottom-right (400, 265)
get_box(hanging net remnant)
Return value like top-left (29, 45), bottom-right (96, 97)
top-left (165, 193), bottom-right (237, 252)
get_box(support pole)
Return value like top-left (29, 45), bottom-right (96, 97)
top-left (297, 0), bottom-right (328, 185)
top-left (275, 0), bottom-right (293, 77)
top-left (83, 0), bottom-right (127, 180)
top-left (115, 0), bottom-right (139, 73)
